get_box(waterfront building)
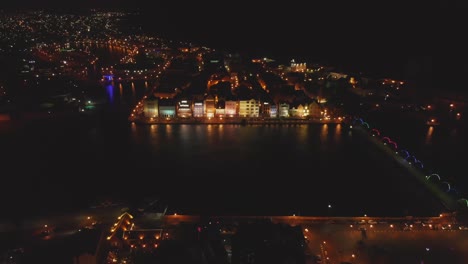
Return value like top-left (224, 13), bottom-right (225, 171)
top-left (278, 103), bottom-right (290, 118)
top-left (260, 101), bottom-right (277, 118)
top-left (204, 95), bottom-right (216, 118)
top-left (143, 96), bottom-right (159, 118)
top-left (215, 100), bottom-right (225, 117)
top-left (303, 104), bottom-right (310, 117)
top-left (159, 99), bottom-right (176, 118)
top-left (239, 99), bottom-right (260, 117)
top-left (269, 104), bottom-right (278, 118)
top-left (193, 101), bottom-right (204, 118)
top-left (177, 99), bottom-right (192, 118)
top-left (308, 100), bottom-right (322, 119)
top-left (289, 103), bottom-right (305, 118)
top-left (225, 100), bottom-right (238, 117)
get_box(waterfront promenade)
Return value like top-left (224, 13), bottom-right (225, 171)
top-left (129, 116), bottom-right (343, 125)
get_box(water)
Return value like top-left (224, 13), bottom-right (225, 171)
top-left (0, 115), bottom-right (446, 218)
top-left (364, 111), bottom-right (468, 198)
top-left (0, 43), bottom-right (463, 220)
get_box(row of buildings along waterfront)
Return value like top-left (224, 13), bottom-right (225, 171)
top-left (130, 94), bottom-right (329, 121)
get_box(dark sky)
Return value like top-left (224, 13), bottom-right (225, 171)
top-left (3, 1), bottom-right (468, 91)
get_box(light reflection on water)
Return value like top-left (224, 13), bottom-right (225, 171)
top-left (131, 82), bottom-right (136, 103)
top-left (2, 44), bottom-right (463, 217)
top-left (119, 83), bottom-right (123, 102)
top-left (124, 123), bottom-right (442, 216)
top-left (296, 123), bottom-right (308, 144)
top-left (334, 124), bottom-right (342, 144)
top-left (106, 83), bottom-right (114, 104)
top-left (425, 126), bottom-right (434, 145)
top-left (0, 114), bottom-right (447, 217)
top-left (320, 124), bottom-right (328, 143)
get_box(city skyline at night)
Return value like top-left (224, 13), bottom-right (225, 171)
top-left (2, 1), bottom-right (468, 90)
top-left (0, 4), bottom-right (467, 218)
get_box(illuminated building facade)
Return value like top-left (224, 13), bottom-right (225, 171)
top-left (289, 104), bottom-right (305, 117)
top-left (177, 99), bottom-right (192, 118)
top-left (215, 100), bottom-right (225, 117)
top-left (204, 95), bottom-right (215, 118)
top-left (138, 96), bottom-right (323, 120)
top-left (308, 101), bottom-right (322, 118)
top-left (225, 101), bottom-right (238, 117)
top-left (159, 99), bottom-right (176, 118)
top-left (279, 103), bottom-right (290, 118)
top-left (260, 102), bottom-right (278, 118)
top-left (143, 97), bottom-right (159, 117)
top-left (290, 59), bottom-right (306, 72)
top-left (193, 101), bottom-right (204, 117)
top-left (239, 99), bottom-right (259, 117)
top-left (269, 104), bottom-right (278, 118)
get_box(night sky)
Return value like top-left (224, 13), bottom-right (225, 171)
top-left (3, 1), bottom-right (468, 92)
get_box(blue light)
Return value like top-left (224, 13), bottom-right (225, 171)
top-left (106, 84), bottom-right (114, 104)
top-left (104, 74), bottom-right (114, 81)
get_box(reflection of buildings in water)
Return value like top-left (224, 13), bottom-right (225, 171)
top-left (425, 126), bottom-right (434, 145)
top-left (131, 82), bottom-right (136, 102)
top-left (119, 83), bottom-right (123, 102)
top-left (106, 84), bottom-right (114, 104)
top-left (296, 124), bottom-right (308, 143)
top-left (320, 124), bottom-right (328, 143)
top-left (334, 124), bottom-right (342, 143)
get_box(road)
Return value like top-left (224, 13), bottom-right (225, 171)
top-left (163, 214), bottom-right (468, 264)
top-left (3, 210), bottom-right (467, 264)
top-left (302, 221), bottom-right (468, 264)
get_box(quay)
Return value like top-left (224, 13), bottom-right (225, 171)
top-left (130, 117), bottom-right (344, 125)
